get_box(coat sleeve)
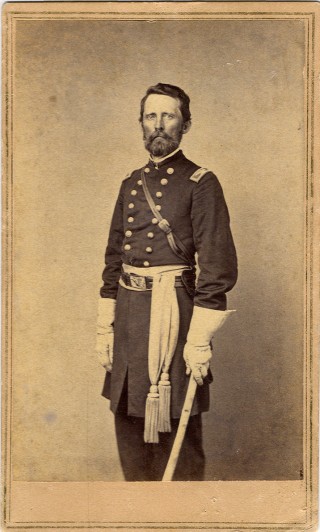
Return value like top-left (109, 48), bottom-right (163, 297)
top-left (191, 172), bottom-right (238, 310)
top-left (100, 181), bottom-right (125, 299)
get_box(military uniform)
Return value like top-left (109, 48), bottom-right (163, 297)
top-left (100, 149), bottom-right (237, 480)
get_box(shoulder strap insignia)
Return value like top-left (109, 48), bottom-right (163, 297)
top-left (189, 167), bottom-right (209, 183)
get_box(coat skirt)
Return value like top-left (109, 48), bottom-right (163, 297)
top-left (102, 284), bottom-right (211, 418)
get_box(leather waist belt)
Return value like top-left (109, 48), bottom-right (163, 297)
top-left (121, 271), bottom-right (184, 290)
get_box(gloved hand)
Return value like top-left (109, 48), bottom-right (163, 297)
top-left (183, 306), bottom-right (235, 385)
top-left (96, 298), bottom-right (116, 371)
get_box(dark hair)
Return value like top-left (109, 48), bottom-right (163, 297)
top-left (139, 83), bottom-right (191, 124)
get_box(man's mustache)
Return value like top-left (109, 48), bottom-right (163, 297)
top-left (149, 130), bottom-right (172, 142)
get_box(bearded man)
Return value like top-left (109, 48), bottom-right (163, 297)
top-left (96, 83), bottom-right (237, 481)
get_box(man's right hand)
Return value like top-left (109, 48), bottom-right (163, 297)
top-left (96, 298), bottom-right (116, 372)
top-left (96, 329), bottom-right (114, 371)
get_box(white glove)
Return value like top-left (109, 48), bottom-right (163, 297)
top-left (183, 307), bottom-right (235, 386)
top-left (96, 298), bottom-right (116, 371)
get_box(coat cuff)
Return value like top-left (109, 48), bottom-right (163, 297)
top-left (97, 298), bottom-right (116, 330)
top-left (187, 306), bottom-right (236, 345)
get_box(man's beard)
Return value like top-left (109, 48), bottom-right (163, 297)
top-left (143, 130), bottom-right (182, 157)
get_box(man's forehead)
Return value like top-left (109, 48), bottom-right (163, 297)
top-left (144, 94), bottom-right (181, 113)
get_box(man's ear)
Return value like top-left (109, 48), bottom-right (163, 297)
top-left (140, 120), bottom-right (146, 139)
top-left (182, 120), bottom-right (191, 134)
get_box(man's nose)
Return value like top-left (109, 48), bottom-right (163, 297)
top-left (154, 115), bottom-right (164, 130)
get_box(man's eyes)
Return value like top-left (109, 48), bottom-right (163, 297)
top-left (145, 113), bottom-right (175, 120)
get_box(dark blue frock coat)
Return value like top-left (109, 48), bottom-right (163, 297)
top-left (100, 150), bottom-right (237, 417)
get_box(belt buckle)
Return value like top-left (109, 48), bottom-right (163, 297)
top-left (130, 274), bottom-right (146, 289)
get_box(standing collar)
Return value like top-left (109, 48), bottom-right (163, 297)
top-left (147, 149), bottom-right (184, 169)
top-left (150, 147), bottom-right (181, 165)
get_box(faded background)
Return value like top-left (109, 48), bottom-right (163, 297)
top-left (12, 19), bottom-right (305, 481)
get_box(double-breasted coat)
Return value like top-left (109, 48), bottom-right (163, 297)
top-left (100, 149), bottom-right (237, 417)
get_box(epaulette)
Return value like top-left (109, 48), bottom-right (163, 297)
top-left (124, 171), bottom-right (133, 181)
top-left (189, 168), bottom-right (209, 183)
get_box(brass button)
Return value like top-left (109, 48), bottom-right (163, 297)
top-left (131, 190), bottom-right (137, 196)
top-left (161, 178), bottom-right (168, 185)
top-left (128, 217), bottom-right (134, 223)
top-left (156, 191), bottom-right (162, 198)
top-left (167, 168), bottom-right (174, 174)
top-left (147, 232), bottom-right (154, 239)
top-left (137, 179), bottom-right (142, 185)
top-left (155, 205), bottom-right (161, 211)
top-left (143, 261), bottom-right (150, 267)
top-left (128, 203), bottom-right (134, 209)
top-left (152, 218), bottom-right (158, 224)
top-left (144, 168), bottom-right (150, 173)
top-left (125, 230), bottom-right (132, 237)
top-left (124, 244), bottom-right (131, 251)
top-left (146, 247), bottom-right (153, 253)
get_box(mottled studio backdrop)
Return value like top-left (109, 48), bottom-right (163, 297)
top-left (12, 18), bottom-right (305, 480)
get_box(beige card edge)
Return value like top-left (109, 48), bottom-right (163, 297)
top-left (2, 1), bottom-right (319, 530)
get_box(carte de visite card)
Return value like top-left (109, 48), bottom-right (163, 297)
top-left (2, 2), bottom-right (319, 530)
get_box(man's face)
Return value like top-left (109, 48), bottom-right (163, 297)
top-left (141, 94), bottom-right (190, 157)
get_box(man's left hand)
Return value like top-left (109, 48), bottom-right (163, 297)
top-left (183, 344), bottom-right (212, 386)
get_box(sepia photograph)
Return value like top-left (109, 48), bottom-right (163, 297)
top-left (2, 1), bottom-right (319, 530)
